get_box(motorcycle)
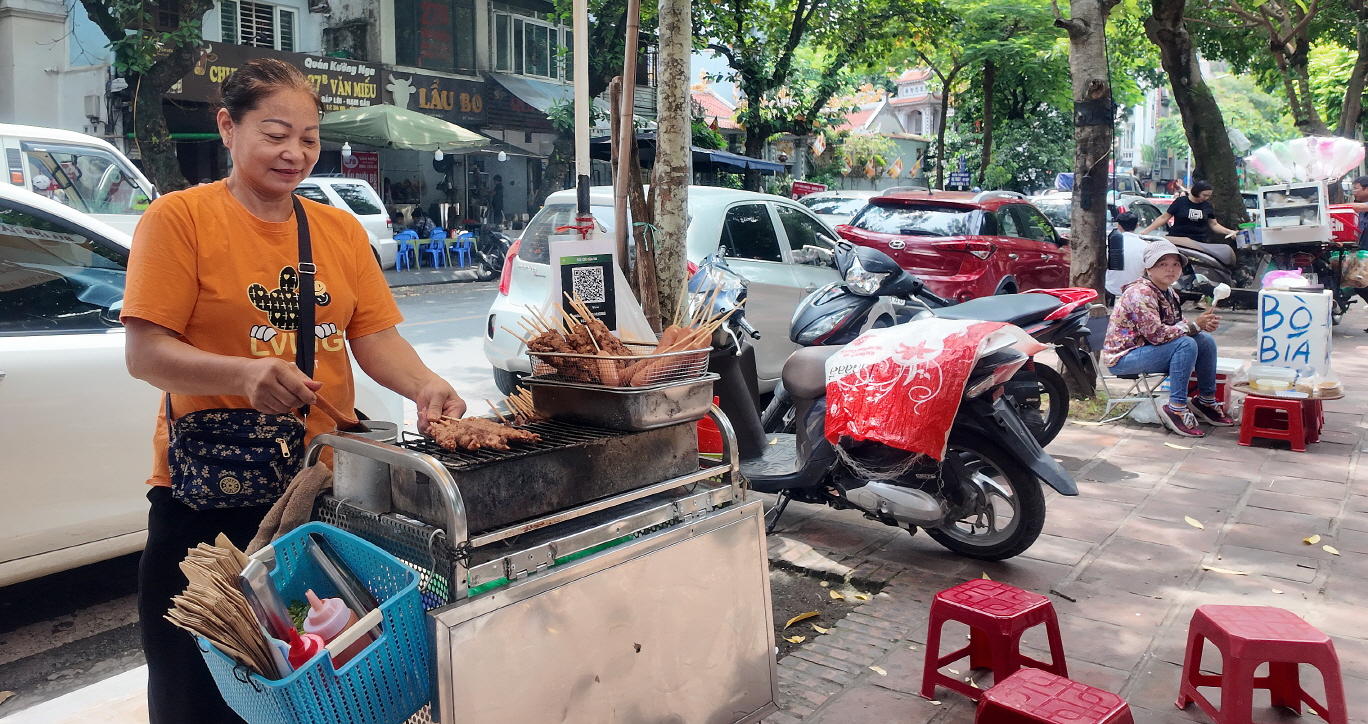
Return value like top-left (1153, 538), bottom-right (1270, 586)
top-left (761, 243), bottom-right (1098, 447)
top-left (694, 256), bottom-right (1079, 561)
top-left (463, 223), bottom-right (514, 281)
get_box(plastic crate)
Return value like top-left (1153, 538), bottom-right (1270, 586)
top-left (198, 522), bottom-right (429, 724)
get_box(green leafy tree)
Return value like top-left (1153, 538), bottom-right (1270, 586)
top-left (695, 0), bottom-right (946, 189)
top-left (79, 0), bottom-right (216, 191)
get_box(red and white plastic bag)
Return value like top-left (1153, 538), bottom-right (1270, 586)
top-left (824, 318), bottom-right (1045, 460)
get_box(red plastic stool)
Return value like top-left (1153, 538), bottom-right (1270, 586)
top-left (977, 668), bottom-right (1134, 724)
top-left (921, 579), bottom-right (1067, 702)
top-left (1177, 605), bottom-right (1348, 724)
top-left (1238, 396), bottom-right (1309, 452)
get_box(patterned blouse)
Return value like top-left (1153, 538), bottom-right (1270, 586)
top-left (1101, 279), bottom-right (1189, 368)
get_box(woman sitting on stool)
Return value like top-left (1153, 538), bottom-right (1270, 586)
top-left (1102, 240), bottom-right (1234, 437)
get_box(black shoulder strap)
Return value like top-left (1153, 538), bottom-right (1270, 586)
top-left (293, 195), bottom-right (315, 379)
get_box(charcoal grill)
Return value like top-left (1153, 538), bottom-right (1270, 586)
top-left (305, 408), bottom-right (778, 724)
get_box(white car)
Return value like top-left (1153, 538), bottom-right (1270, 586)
top-left (0, 184), bottom-right (402, 587)
top-left (484, 186), bottom-right (844, 394)
top-left (796, 189), bottom-right (883, 228)
top-left (293, 176), bottom-right (397, 269)
top-left (1, 122), bottom-right (159, 237)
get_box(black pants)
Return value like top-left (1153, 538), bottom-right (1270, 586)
top-left (138, 486), bottom-right (271, 724)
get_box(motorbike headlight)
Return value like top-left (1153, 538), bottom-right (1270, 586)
top-left (795, 313), bottom-right (845, 345)
top-left (844, 256), bottom-right (888, 296)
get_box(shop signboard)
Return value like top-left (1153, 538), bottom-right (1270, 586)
top-left (381, 71), bottom-right (486, 125)
top-left (170, 43), bottom-right (381, 112)
top-left (342, 151), bottom-right (380, 188)
top-left (790, 181), bottom-right (827, 199)
top-left (1256, 288), bottom-right (1333, 374)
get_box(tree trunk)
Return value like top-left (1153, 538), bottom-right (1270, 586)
top-left (1288, 41), bottom-right (1331, 136)
top-left (1058, 0), bottom-right (1118, 295)
top-left (1145, 0), bottom-right (1248, 228)
top-left (935, 91), bottom-right (951, 189)
top-left (1337, 21), bottom-right (1368, 138)
top-left (534, 135), bottom-right (575, 209)
top-left (742, 132), bottom-right (766, 191)
top-left (979, 61), bottom-right (996, 186)
top-left (653, 0), bottom-right (691, 325)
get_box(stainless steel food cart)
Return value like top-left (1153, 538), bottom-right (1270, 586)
top-left (305, 407), bottom-right (777, 724)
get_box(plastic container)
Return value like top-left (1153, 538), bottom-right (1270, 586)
top-left (1247, 365), bottom-right (1297, 385)
top-left (302, 590), bottom-right (368, 666)
top-left (197, 522), bottom-right (429, 724)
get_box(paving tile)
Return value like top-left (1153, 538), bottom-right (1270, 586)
top-left (1254, 475), bottom-right (1350, 499)
top-left (1147, 486), bottom-right (1241, 511)
top-left (1074, 480), bottom-right (1152, 505)
top-left (1235, 505), bottom-right (1336, 532)
top-left (1261, 458), bottom-right (1352, 483)
top-left (1179, 457), bottom-right (1263, 480)
top-left (1165, 472), bottom-right (1252, 496)
top-left (1332, 527), bottom-right (1368, 554)
top-left (1185, 442), bottom-right (1273, 463)
top-left (1114, 515), bottom-right (1223, 553)
top-left (859, 534), bottom-right (971, 578)
top-left (1221, 523), bottom-right (1333, 557)
top-left (807, 681), bottom-right (960, 724)
top-left (864, 645), bottom-right (927, 696)
top-left (1046, 583), bottom-right (1177, 630)
top-left (1245, 490), bottom-right (1344, 517)
top-left (1055, 612), bottom-right (1154, 671)
top-left (1043, 497), bottom-right (1136, 543)
top-left (1017, 533), bottom-right (1096, 567)
top-left (1080, 466), bottom-right (1166, 489)
top-left (1076, 537), bottom-right (1206, 594)
top-left (1123, 660), bottom-right (1191, 713)
top-left (1101, 454), bottom-right (1181, 478)
top-left (1212, 544), bottom-right (1322, 583)
top-left (782, 517), bottom-right (902, 557)
top-left (1134, 497), bottom-right (1235, 524)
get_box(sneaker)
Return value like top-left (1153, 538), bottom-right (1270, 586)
top-left (1162, 404), bottom-right (1205, 437)
top-left (1190, 398), bottom-right (1235, 426)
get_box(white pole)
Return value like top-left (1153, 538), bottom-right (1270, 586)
top-left (573, 0), bottom-right (590, 183)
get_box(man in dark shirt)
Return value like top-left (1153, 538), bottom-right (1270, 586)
top-left (489, 175), bottom-right (505, 227)
top-left (1346, 175), bottom-right (1368, 250)
top-left (1139, 179), bottom-right (1237, 244)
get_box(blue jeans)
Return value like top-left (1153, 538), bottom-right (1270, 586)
top-left (1108, 332), bottom-right (1217, 406)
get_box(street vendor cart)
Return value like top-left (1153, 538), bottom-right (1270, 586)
top-left (303, 399), bottom-right (778, 724)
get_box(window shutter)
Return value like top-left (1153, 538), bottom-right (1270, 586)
top-left (220, 0), bottom-right (238, 44)
top-left (278, 8), bottom-right (295, 52)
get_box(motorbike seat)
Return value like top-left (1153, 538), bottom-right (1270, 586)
top-left (932, 293), bottom-right (1062, 326)
top-left (1167, 235), bottom-right (1237, 267)
top-left (782, 346), bottom-right (843, 400)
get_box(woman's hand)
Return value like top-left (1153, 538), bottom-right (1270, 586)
top-left (239, 357), bottom-right (321, 414)
top-left (1195, 309), bottom-right (1221, 333)
top-left (416, 376), bottom-right (467, 434)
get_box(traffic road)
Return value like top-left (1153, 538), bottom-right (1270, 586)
top-left (0, 281), bottom-right (501, 716)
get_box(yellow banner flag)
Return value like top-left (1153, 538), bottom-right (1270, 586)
top-left (887, 157), bottom-right (904, 178)
top-left (864, 158), bottom-right (877, 179)
top-left (810, 134), bottom-right (827, 157)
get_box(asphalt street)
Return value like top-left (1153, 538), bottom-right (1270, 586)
top-left (0, 281), bottom-right (501, 716)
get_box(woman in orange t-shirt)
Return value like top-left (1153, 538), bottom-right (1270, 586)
top-left (121, 59), bottom-right (466, 724)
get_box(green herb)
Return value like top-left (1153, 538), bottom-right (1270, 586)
top-left (288, 600), bottom-right (309, 633)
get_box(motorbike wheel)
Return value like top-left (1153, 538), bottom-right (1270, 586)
top-left (473, 255), bottom-right (498, 281)
top-left (760, 397), bottom-right (796, 434)
top-left (924, 429), bottom-right (1046, 561)
top-left (1020, 364), bottom-right (1069, 447)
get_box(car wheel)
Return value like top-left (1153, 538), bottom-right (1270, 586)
top-left (493, 366), bottom-right (524, 395)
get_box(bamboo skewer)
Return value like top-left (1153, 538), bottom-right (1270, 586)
top-left (485, 399), bottom-right (509, 423)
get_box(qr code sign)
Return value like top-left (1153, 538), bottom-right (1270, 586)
top-left (571, 266), bottom-right (607, 304)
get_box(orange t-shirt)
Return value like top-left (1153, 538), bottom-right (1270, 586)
top-left (121, 181), bottom-right (403, 486)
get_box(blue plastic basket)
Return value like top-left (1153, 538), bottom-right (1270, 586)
top-left (197, 522), bottom-right (429, 724)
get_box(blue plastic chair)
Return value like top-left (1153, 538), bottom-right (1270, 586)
top-left (393, 230), bottom-right (418, 270)
top-left (418, 229), bottom-right (448, 268)
top-left (449, 231), bottom-right (475, 267)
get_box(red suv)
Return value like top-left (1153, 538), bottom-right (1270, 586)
top-left (834, 190), bottom-right (1071, 301)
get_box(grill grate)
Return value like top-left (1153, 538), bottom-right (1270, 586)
top-left (399, 420), bottom-right (627, 470)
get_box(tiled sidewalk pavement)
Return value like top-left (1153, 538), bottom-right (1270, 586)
top-left (761, 305), bottom-right (1368, 723)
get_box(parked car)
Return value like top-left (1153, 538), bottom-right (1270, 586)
top-left (485, 186), bottom-right (845, 394)
top-left (293, 176), bottom-right (397, 269)
top-left (796, 189), bottom-right (882, 228)
top-left (0, 184), bottom-right (402, 587)
top-left (1, 123), bottom-right (158, 237)
top-left (835, 189), bottom-right (1069, 302)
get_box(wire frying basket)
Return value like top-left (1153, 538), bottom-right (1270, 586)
top-left (528, 343), bottom-right (709, 387)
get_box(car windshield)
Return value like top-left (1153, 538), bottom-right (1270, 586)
top-left (0, 204), bottom-right (126, 335)
top-left (331, 183), bottom-right (383, 216)
top-left (853, 203), bottom-right (978, 236)
top-left (22, 142), bottom-right (154, 216)
top-left (519, 203), bottom-right (615, 264)
top-left (1033, 199), bottom-right (1072, 229)
top-left (800, 197), bottom-right (866, 217)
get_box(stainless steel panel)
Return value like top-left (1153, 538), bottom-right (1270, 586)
top-left (525, 374), bottom-right (719, 431)
top-left (430, 501), bottom-right (777, 724)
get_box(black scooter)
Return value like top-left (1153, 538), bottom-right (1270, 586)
top-left (695, 256), bottom-right (1078, 561)
top-left (465, 224), bottom-right (513, 281)
top-left (762, 243), bottom-right (1098, 447)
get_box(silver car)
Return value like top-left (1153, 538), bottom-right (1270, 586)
top-left (484, 186), bottom-right (845, 393)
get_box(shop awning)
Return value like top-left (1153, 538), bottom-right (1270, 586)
top-left (487, 72), bottom-right (610, 115)
top-left (319, 104), bottom-right (488, 153)
top-left (587, 134), bottom-right (789, 176)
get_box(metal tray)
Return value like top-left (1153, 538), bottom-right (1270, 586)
top-left (524, 374), bottom-right (719, 431)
